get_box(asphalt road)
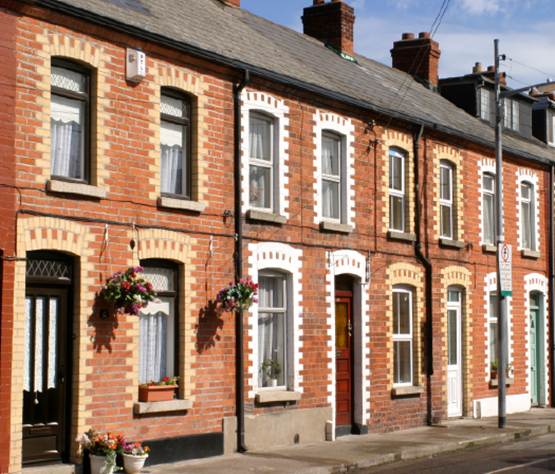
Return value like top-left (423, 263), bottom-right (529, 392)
top-left (357, 432), bottom-right (555, 474)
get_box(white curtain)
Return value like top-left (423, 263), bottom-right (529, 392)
top-left (139, 310), bottom-right (168, 384)
top-left (160, 121), bottom-right (184, 194)
top-left (249, 116), bottom-right (270, 161)
top-left (51, 95), bottom-right (84, 179)
top-left (322, 136), bottom-right (337, 176)
top-left (484, 194), bottom-right (494, 244)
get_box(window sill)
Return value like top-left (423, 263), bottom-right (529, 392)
top-left (246, 209), bottom-right (287, 224)
top-left (489, 377), bottom-right (514, 387)
top-left (482, 244), bottom-right (496, 253)
top-left (439, 238), bottom-right (465, 249)
top-left (522, 249), bottom-right (540, 259)
top-left (255, 390), bottom-right (302, 404)
top-left (387, 230), bottom-right (416, 242)
top-left (391, 385), bottom-right (424, 397)
top-left (319, 221), bottom-right (353, 234)
top-left (157, 196), bottom-right (205, 213)
top-left (133, 398), bottom-right (192, 414)
top-left (46, 179), bottom-right (106, 199)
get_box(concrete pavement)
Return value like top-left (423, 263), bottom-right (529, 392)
top-left (145, 408), bottom-right (555, 474)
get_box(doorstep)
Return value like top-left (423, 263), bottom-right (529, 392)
top-left (23, 463), bottom-right (76, 474)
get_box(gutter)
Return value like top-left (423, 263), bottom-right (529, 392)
top-left (24, 0), bottom-right (555, 167)
top-left (550, 166), bottom-right (555, 407)
top-left (413, 125), bottom-right (434, 423)
top-left (233, 69), bottom-right (249, 453)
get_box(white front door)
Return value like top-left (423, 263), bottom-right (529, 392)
top-left (447, 289), bottom-right (462, 417)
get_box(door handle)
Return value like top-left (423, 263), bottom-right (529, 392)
top-left (348, 321), bottom-right (352, 337)
top-left (60, 365), bottom-right (66, 384)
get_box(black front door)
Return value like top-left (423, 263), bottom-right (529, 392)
top-left (22, 287), bottom-right (68, 464)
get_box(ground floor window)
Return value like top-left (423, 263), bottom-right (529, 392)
top-left (393, 286), bottom-right (413, 385)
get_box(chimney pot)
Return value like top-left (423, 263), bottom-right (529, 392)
top-left (418, 32), bottom-right (431, 39)
top-left (487, 66), bottom-right (495, 72)
top-left (402, 33), bottom-right (415, 40)
top-left (473, 62), bottom-right (483, 74)
top-left (303, 0), bottom-right (356, 56)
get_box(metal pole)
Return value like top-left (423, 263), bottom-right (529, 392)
top-left (494, 39), bottom-right (507, 428)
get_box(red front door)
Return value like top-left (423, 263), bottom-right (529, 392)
top-left (335, 295), bottom-right (352, 427)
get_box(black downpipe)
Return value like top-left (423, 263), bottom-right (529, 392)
top-left (413, 126), bottom-right (434, 424)
top-left (550, 166), bottom-right (554, 407)
top-left (233, 69), bottom-right (249, 453)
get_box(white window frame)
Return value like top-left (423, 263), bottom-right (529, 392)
top-left (504, 99), bottom-right (520, 132)
top-left (480, 88), bottom-right (491, 122)
top-left (440, 161), bottom-right (454, 239)
top-left (392, 286), bottom-right (413, 386)
top-left (389, 149), bottom-right (406, 232)
top-left (548, 110), bottom-right (555, 146)
top-left (257, 271), bottom-right (288, 390)
top-left (520, 181), bottom-right (535, 250)
top-left (248, 112), bottom-right (276, 212)
top-left (321, 131), bottom-right (342, 221)
top-left (482, 172), bottom-right (496, 245)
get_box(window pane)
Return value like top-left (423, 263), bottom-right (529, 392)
top-left (322, 134), bottom-right (340, 176)
top-left (512, 101), bottom-right (519, 131)
top-left (323, 179), bottom-right (339, 219)
top-left (51, 67), bottom-right (85, 92)
top-left (448, 291), bottom-right (460, 302)
top-left (483, 175), bottom-right (494, 192)
top-left (139, 310), bottom-right (168, 383)
top-left (489, 322), bottom-right (498, 363)
top-left (258, 276), bottom-right (284, 309)
top-left (490, 294), bottom-right (498, 319)
top-left (250, 116), bottom-right (271, 161)
top-left (394, 341), bottom-right (411, 384)
top-left (160, 121), bottom-right (184, 195)
top-left (504, 100), bottom-right (510, 128)
top-left (51, 95), bottom-right (85, 179)
top-left (393, 291), bottom-right (410, 335)
top-left (440, 167), bottom-right (451, 201)
top-left (521, 184), bottom-right (530, 200)
top-left (480, 89), bottom-right (490, 121)
top-left (441, 204), bottom-right (452, 238)
top-left (250, 165), bottom-right (271, 208)
top-left (390, 195), bottom-right (404, 231)
top-left (522, 201), bottom-right (531, 249)
top-left (390, 154), bottom-right (403, 191)
top-left (161, 95), bottom-right (186, 118)
top-left (448, 309), bottom-right (457, 365)
top-left (549, 113), bottom-right (555, 144)
top-left (258, 312), bottom-right (285, 387)
top-left (484, 194), bottom-right (495, 244)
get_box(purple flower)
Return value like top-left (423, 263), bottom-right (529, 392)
top-left (253, 297), bottom-right (258, 303)
top-left (136, 284), bottom-right (147, 293)
top-left (133, 266), bottom-right (144, 273)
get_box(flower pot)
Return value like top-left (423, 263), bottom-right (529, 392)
top-left (265, 379), bottom-right (277, 387)
top-left (122, 454), bottom-right (148, 474)
top-left (490, 370), bottom-right (498, 380)
top-left (138, 384), bottom-right (177, 402)
top-left (90, 454), bottom-right (114, 474)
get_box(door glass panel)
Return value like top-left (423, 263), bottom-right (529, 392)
top-left (34, 297), bottom-right (45, 394)
top-left (24, 297), bottom-right (32, 393)
top-left (448, 309), bottom-right (457, 365)
top-left (335, 303), bottom-right (348, 349)
top-left (48, 297), bottom-right (58, 389)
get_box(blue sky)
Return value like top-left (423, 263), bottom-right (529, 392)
top-left (240, 0), bottom-right (555, 90)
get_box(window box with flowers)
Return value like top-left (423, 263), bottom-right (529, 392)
top-left (138, 376), bottom-right (179, 402)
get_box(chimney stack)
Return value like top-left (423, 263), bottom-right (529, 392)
top-left (302, 0), bottom-right (356, 57)
top-left (480, 65), bottom-right (507, 86)
top-left (390, 32), bottom-right (441, 90)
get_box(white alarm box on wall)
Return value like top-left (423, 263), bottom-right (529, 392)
top-left (126, 48), bottom-right (146, 83)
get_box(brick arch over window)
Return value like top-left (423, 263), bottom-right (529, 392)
top-left (440, 266), bottom-right (472, 414)
top-left (386, 263), bottom-right (424, 389)
top-left (137, 229), bottom-right (199, 401)
top-left (383, 131), bottom-right (415, 235)
top-left (149, 67), bottom-right (210, 203)
top-left (45, 34), bottom-right (110, 188)
top-left (432, 145), bottom-right (464, 241)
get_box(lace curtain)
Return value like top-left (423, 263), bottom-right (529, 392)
top-left (139, 299), bottom-right (172, 383)
top-left (249, 116), bottom-right (271, 161)
top-left (51, 95), bottom-right (84, 179)
top-left (160, 121), bottom-right (184, 195)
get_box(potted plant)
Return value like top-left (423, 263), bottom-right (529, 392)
top-left (120, 440), bottom-right (150, 474)
top-left (102, 266), bottom-right (160, 316)
top-left (216, 276), bottom-right (259, 313)
top-left (76, 429), bottom-right (123, 474)
top-left (490, 360), bottom-right (499, 379)
top-left (138, 376), bottom-right (179, 402)
top-left (261, 358), bottom-right (281, 387)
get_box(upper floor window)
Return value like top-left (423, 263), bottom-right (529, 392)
top-left (249, 113), bottom-right (275, 210)
top-left (322, 132), bottom-right (342, 220)
top-left (50, 60), bottom-right (90, 181)
top-left (483, 173), bottom-right (496, 245)
top-left (480, 88), bottom-right (491, 122)
top-left (504, 99), bottom-right (519, 132)
top-left (161, 90), bottom-right (190, 198)
top-left (440, 161), bottom-right (454, 239)
top-left (258, 272), bottom-right (288, 388)
top-left (393, 286), bottom-right (413, 385)
top-left (548, 111), bottom-right (555, 146)
top-left (521, 181), bottom-right (535, 250)
top-left (389, 149), bottom-right (405, 232)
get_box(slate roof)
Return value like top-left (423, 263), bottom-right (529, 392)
top-left (36, 0), bottom-right (555, 163)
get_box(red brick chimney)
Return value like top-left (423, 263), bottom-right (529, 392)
top-left (391, 32), bottom-right (441, 90)
top-left (302, 0), bottom-right (355, 57)
top-left (481, 65), bottom-right (507, 86)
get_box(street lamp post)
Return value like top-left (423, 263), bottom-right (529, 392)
top-left (494, 39), bottom-right (555, 429)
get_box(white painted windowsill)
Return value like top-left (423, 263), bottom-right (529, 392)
top-left (256, 391), bottom-right (302, 404)
top-left (133, 398), bottom-right (193, 414)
